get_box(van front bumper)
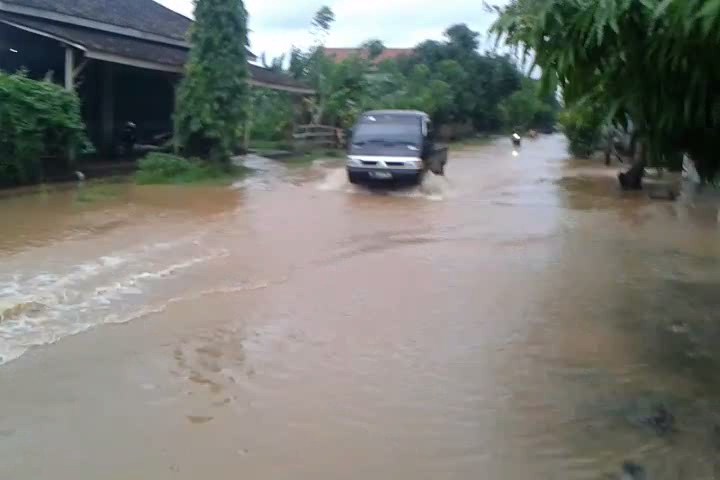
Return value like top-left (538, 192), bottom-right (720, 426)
top-left (347, 166), bottom-right (424, 183)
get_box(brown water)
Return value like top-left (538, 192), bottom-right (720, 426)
top-left (1, 136), bottom-right (720, 479)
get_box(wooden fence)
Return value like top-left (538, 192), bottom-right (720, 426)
top-left (292, 124), bottom-right (346, 152)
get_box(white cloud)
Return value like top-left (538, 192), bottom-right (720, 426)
top-left (156, 0), bottom-right (507, 59)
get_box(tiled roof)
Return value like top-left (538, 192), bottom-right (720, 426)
top-left (2, 0), bottom-right (191, 41)
top-left (324, 48), bottom-right (413, 64)
top-left (247, 64), bottom-right (312, 93)
top-left (0, 12), bottom-right (313, 93)
top-left (0, 12), bottom-right (188, 67)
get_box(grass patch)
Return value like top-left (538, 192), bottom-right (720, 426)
top-left (74, 182), bottom-right (125, 204)
top-left (249, 139), bottom-right (291, 151)
top-left (136, 153), bottom-right (249, 185)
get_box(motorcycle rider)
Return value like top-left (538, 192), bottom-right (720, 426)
top-left (512, 129), bottom-right (521, 147)
top-left (121, 121), bottom-right (137, 157)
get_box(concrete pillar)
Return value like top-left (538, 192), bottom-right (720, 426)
top-left (100, 62), bottom-right (115, 156)
top-left (64, 47), bottom-right (74, 91)
top-left (63, 47), bottom-right (78, 163)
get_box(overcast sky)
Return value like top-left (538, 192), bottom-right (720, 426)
top-left (157, 0), bottom-right (507, 60)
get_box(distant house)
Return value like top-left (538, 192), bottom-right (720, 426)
top-left (324, 48), bottom-right (413, 66)
top-left (0, 0), bottom-right (313, 154)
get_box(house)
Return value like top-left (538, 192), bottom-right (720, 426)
top-left (324, 47), bottom-right (413, 66)
top-left (0, 0), bottom-right (313, 154)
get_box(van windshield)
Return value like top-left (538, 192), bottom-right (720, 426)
top-left (352, 116), bottom-right (422, 146)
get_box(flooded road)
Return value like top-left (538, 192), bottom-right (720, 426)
top-left (2, 136), bottom-right (720, 479)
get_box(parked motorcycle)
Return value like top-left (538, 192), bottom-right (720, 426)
top-left (121, 121), bottom-right (137, 157)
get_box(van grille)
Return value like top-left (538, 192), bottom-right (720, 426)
top-left (361, 160), bottom-right (378, 166)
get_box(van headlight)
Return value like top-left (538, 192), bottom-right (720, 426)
top-left (347, 157), bottom-right (362, 167)
top-left (407, 159), bottom-right (423, 169)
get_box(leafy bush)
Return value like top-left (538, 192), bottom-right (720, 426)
top-left (559, 103), bottom-right (605, 158)
top-left (136, 153), bottom-right (246, 185)
top-left (0, 71), bottom-right (86, 187)
top-left (249, 89), bottom-right (293, 142)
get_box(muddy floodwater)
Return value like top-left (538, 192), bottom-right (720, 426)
top-left (2, 136), bottom-right (720, 479)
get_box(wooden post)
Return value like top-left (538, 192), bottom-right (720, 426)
top-left (100, 63), bottom-right (115, 156)
top-left (64, 47), bottom-right (78, 164)
top-left (289, 94), bottom-right (303, 151)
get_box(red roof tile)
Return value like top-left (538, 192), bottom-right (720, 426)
top-left (324, 47), bottom-right (413, 64)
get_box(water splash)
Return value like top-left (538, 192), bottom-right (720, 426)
top-left (0, 245), bottom-right (228, 366)
top-left (316, 168), bottom-right (452, 201)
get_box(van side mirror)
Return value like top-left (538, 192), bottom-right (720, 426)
top-left (427, 125), bottom-right (437, 142)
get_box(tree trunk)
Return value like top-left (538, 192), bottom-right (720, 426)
top-left (618, 142), bottom-right (646, 190)
top-left (629, 132), bottom-right (638, 159)
top-left (618, 159), bottom-right (646, 190)
top-left (604, 138), bottom-right (612, 166)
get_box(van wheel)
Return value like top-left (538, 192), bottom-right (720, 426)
top-left (348, 171), bottom-right (362, 185)
top-left (413, 171), bottom-right (425, 185)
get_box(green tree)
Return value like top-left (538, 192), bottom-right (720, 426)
top-left (248, 88), bottom-right (293, 142)
top-left (288, 47), bottom-right (308, 79)
top-left (361, 39), bottom-right (386, 60)
top-left (401, 25), bottom-right (529, 130)
top-left (432, 59), bottom-right (471, 123)
top-left (311, 6), bottom-right (335, 44)
top-left (361, 63), bottom-right (453, 119)
top-left (499, 77), bottom-right (560, 132)
top-left (175, 0), bottom-right (249, 163)
top-left (304, 55), bottom-right (369, 126)
top-left (289, 6), bottom-right (370, 127)
top-left (492, 0), bottom-right (720, 183)
top-left (558, 102), bottom-right (607, 158)
top-left (499, 87), bottom-right (539, 132)
top-left (411, 40), bottom-right (447, 66)
top-left (260, 52), bottom-right (286, 72)
top-left (280, 20), bottom-right (549, 135)
top-left (444, 24), bottom-right (480, 60)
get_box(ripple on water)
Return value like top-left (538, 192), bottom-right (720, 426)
top-left (0, 240), bottom-right (229, 366)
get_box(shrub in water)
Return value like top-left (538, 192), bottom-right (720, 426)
top-left (136, 153), bottom-right (243, 184)
top-left (559, 103), bottom-right (605, 159)
top-left (0, 71), bottom-right (86, 187)
top-left (138, 153), bottom-right (193, 177)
